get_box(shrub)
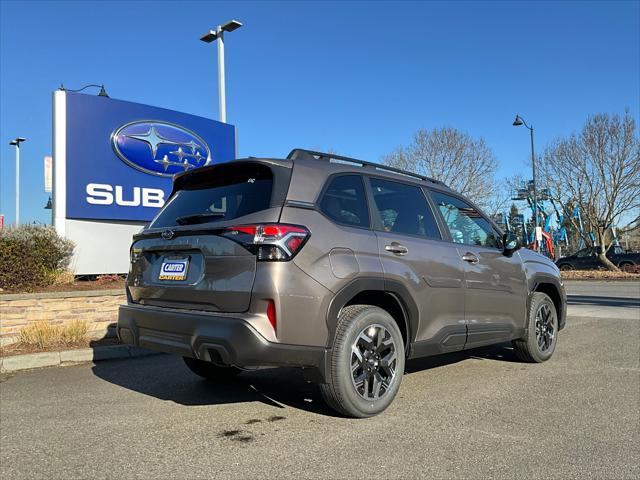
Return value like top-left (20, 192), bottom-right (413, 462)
top-left (0, 225), bottom-right (74, 291)
top-left (18, 320), bottom-right (89, 349)
top-left (52, 270), bottom-right (76, 286)
top-left (59, 319), bottom-right (89, 344)
top-left (18, 321), bottom-right (58, 349)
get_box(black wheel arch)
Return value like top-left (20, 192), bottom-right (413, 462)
top-left (326, 277), bottom-right (418, 356)
top-left (529, 277), bottom-right (566, 331)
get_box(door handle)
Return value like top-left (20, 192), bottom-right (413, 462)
top-left (462, 252), bottom-right (479, 264)
top-left (385, 243), bottom-right (409, 255)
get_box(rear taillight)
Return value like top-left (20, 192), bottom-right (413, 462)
top-left (223, 224), bottom-right (310, 261)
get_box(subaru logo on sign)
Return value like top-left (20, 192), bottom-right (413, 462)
top-left (111, 120), bottom-right (212, 177)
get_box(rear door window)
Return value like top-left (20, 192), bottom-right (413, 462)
top-left (319, 175), bottom-right (370, 228)
top-left (369, 177), bottom-right (441, 239)
top-left (151, 163), bottom-right (273, 228)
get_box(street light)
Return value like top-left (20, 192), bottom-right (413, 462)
top-left (58, 84), bottom-right (109, 97)
top-left (512, 114), bottom-right (539, 252)
top-left (9, 137), bottom-right (26, 225)
top-left (200, 19), bottom-right (243, 123)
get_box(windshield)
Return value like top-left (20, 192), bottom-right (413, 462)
top-left (151, 163), bottom-right (273, 228)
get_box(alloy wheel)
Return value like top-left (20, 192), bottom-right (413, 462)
top-left (534, 303), bottom-right (556, 353)
top-left (350, 324), bottom-right (398, 400)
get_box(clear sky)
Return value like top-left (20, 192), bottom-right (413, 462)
top-left (1, 0), bottom-right (638, 225)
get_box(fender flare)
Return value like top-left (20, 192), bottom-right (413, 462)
top-left (325, 277), bottom-right (420, 349)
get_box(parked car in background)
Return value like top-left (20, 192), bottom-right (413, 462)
top-left (119, 149), bottom-right (567, 417)
top-left (555, 246), bottom-right (640, 271)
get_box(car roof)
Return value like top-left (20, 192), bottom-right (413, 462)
top-left (236, 149), bottom-right (455, 193)
top-left (287, 149), bottom-right (449, 188)
top-left (174, 149), bottom-right (457, 198)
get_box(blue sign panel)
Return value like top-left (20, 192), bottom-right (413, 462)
top-left (65, 92), bottom-right (235, 221)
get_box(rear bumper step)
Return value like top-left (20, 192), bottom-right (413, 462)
top-left (118, 304), bottom-right (327, 372)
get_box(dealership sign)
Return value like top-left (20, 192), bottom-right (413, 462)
top-left (53, 91), bottom-right (236, 274)
top-left (61, 91), bottom-right (235, 222)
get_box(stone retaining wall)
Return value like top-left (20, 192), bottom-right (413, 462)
top-left (0, 289), bottom-right (125, 346)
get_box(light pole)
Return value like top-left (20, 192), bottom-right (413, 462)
top-left (512, 115), bottom-right (539, 251)
top-left (9, 137), bottom-right (26, 225)
top-left (200, 19), bottom-right (243, 123)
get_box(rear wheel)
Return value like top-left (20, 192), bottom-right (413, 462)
top-left (557, 263), bottom-right (573, 271)
top-left (320, 305), bottom-right (405, 418)
top-left (513, 292), bottom-right (558, 363)
top-left (182, 357), bottom-right (241, 382)
top-left (619, 262), bottom-right (635, 273)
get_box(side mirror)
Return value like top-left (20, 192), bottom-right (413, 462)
top-left (503, 233), bottom-right (521, 256)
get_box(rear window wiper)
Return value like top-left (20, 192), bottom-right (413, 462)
top-left (175, 213), bottom-right (226, 225)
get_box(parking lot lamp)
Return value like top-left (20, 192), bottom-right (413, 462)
top-left (9, 137), bottom-right (26, 225)
top-left (200, 20), bottom-right (243, 123)
top-left (513, 115), bottom-right (539, 252)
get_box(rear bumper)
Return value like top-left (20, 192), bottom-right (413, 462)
top-left (118, 304), bottom-right (328, 373)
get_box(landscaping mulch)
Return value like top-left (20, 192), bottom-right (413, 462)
top-left (560, 270), bottom-right (640, 281)
top-left (0, 278), bottom-right (126, 294)
top-left (0, 337), bottom-right (121, 358)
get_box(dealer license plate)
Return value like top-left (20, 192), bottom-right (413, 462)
top-left (158, 257), bottom-right (189, 281)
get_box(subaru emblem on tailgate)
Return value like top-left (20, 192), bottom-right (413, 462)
top-left (161, 230), bottom-right (174, 240)
top-left (111, 120), bottom-right (211, 177)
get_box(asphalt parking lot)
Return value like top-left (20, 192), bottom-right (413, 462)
top-left (1, 281), bottom-right (639, 479)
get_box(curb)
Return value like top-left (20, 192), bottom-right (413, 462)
top-left (0, 345), bottom-right (160, 373)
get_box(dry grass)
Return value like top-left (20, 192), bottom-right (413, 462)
top-left (18, 320), bottom-right (89, 349)
top-left (52, 270), bottom-right (76, 286)
top-left (561, 270), bottom-right (640, 281)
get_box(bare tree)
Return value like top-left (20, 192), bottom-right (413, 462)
top-left (382, 127), bottom-right (499, 209)
top-left (539, 110), bottom-right (640, 270)
top-left (481, 176), bottom-right (514, 218)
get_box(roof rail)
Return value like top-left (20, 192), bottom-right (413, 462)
top-left (287, 148), bottom-right (445, 186)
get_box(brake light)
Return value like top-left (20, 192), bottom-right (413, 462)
top-left (223, 224), bottom-right (310, 261)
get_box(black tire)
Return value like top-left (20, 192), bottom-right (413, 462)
top-left (320, 305), bottom-right (405, 418)
top-left (182, 357), bottom-right (241, 381)
top-left (557, 263), bottom-right (573, 271)
top-left (513, 292), bottom-right (559, 363)
top-left (619, 262), bottom-right (634, 273)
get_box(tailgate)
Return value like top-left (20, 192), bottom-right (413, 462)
top-left (128, 233), bottom-right (257, 312)
top-left (126, 159), bottom-right (292, 312)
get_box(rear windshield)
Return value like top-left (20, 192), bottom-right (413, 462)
top-left (151, 163), bottom-right (273, 228)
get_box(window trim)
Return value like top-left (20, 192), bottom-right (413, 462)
top-left (425, 188), bottom-right (503, 250)
top-left (364, 174), bottom-right (444, 241)
top-left (316, 173), bottom-right (373, 230)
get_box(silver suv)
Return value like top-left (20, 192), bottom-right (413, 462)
top-left (118, 149), bottom-right (566, 417)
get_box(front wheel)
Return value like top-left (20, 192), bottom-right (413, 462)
top-left (513, 292), bottom-right (559, 363)
top-left (557, 263), bottom-right (573, 271)
top-left (320, 305), bottom-right (405, 418)
top-left (183, 357), bottom-right (242, 382)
